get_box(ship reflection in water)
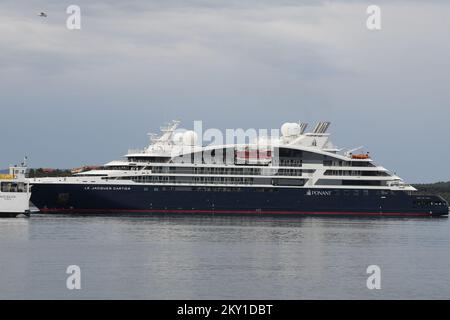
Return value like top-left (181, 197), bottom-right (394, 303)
top-left (0, 214), bottom-right (449, 299)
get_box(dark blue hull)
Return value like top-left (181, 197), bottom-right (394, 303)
top-left (29, 183), bottom-right (449, 217)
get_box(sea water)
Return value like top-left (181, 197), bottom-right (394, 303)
top-left (0, 214), bottom-right (449, 299)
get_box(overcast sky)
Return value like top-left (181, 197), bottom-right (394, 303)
top-left (1, 0), bottom-right (449, 182)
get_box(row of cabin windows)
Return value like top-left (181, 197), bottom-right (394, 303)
top-left (272, 178), bottom-right (305, 186)
top-left (342, 180), bottom-right (382, 186)
top-left (127, 175), bottom-right (255, 185)
top-left (141, 187), bottom-right (399, 196)
top-left (323, 160), bottom-right (373, 167)
top-left (0, 182), bottom-right (28, 193)
top-left (316, 179), bottom-right (383, 186)
top-left (172, 157), bottom-right (303, 167)
top-left (124, 175), bottom-right (306, 187)
top-left (324, 170), bottom-right (389, 177)
top-left (278, 148), bottom-right (303, 158)
top-left (128, 157), bottom-right (170, 163)
top-left (334, 190), bottom-right (395, 197)
top-left (173, 151), bottom-right (238, 165)
top-left (143, 187), bottom-right (403, 196)
top-left (152, 166), bottom-right (262, 175)
top-left (157, 186), bottom-right (243, 192)
top-left (151, 166), bottom-right (303, 176)
top-left (129, 148), bottom-right (306, 166)
top-left (413, 200), bottom-right (446, 206)
top-left (278, 159), bottom-right (302, 167)
top-left (151, 186), bottom-right (278, 192)
top-left (275, 168), bottom-right (303, 176)
top-left (105, 166), bottom-right (144, 171)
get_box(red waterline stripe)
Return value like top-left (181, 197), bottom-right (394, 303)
top-left (37, 208), bottom-right (434, 216)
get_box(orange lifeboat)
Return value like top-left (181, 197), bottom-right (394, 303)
top-left (351, 153), bottom-right (370, 159)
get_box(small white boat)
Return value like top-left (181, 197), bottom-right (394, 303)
top-left (0, 164), bottom-right (31, 217)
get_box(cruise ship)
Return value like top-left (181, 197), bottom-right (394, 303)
top-left (30, 120), bottom-right (448, 216)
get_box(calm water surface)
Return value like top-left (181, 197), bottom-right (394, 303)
top-left (1, 214), bottom-right (449, 299)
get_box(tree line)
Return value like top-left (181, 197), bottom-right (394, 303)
top-left (413, 181), bottom-right (450, 203)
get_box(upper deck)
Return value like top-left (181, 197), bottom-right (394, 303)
top-left (0, 165), bottom-right (29, 192)
top-left (122, 120), bottom-right (369, 164)
top-left (54, 120), bottom-right (415, 192)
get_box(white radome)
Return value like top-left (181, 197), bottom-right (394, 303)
top-left (281, 122), bottom-right (300, 137)
top-left (183, 130), bottom-right (198, 146)
top-left (173, 132), bottom-right (184, 145)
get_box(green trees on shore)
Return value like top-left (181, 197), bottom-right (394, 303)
top-left (28, 168), bottom-right (72, 178)
top-left (413, 182), bottom-right (450, 203)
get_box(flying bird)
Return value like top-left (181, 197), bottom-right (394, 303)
top-left (38, 12), bottom-right (47, 17)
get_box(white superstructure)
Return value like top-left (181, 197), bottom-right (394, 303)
top-left (0, 164), bottom-right (31, 217)
top-left (31, 120), bottom-right (415, 192)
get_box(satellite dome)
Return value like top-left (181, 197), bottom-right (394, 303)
top-left (281, 122), bottom-right (300, 137)
top-left (183, 131), bottom-right (198, 146)
top-left (173, 132), bottom-right (184, 145)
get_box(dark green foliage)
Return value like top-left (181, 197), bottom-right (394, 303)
top-left (413, 181), bottom-right (450, 203)
top-left (28, 168), bottom-right (72, 178)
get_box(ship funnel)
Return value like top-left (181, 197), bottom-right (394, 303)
top-left (299, 123), bottom-right (308, 134)
top-left (312, 121), bottom-right (331, 134)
